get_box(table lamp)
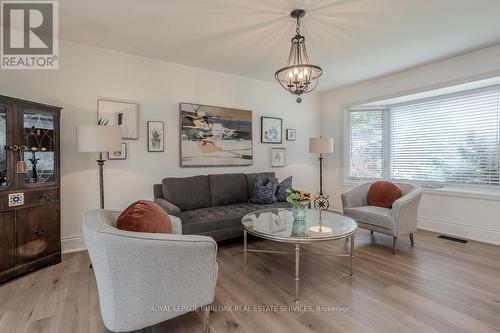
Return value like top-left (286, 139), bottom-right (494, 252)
top-left (76, 125), bottom-right (122, 209)
top-left (309, 137), bottom-right (334, 210)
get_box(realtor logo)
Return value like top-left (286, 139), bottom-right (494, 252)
top-left (1, 1), bottom-right (58, 69)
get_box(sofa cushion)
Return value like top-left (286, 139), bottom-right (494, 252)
top-left (343, 206), bottom-right (395, 230)
top-left (367, 181), bottom-right (402, 208)
top-left (245, 172), bottom-right (275, 193)
top-left (180, 202), bottom-right (291, 234)
top-left (162, 175), bottom-right (211, 211)
top-left (208, 173), bottom-right (248, 206)
top-left (249, 177), bottom-right (278, 204)
top-left (116, 200), bottom-right (172, 233)
top-left (275, 176), bottom-right (292, 202)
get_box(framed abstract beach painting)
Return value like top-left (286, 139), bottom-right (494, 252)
top-left (179, 103), bottom-right (253, 167)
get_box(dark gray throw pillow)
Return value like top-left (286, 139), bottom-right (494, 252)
top-left (275, 176), bottom-right (292, 202)
top-left (249, 177), bottom-right (278, 204)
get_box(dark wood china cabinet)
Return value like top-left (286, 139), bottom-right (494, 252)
top-left (0, 95), bottom-right (61, 283)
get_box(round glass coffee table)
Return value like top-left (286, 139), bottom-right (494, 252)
top-left (241, 208), bottom-right (358, 302)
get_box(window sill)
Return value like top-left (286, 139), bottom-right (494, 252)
top-left (340, 181), bottom-right (500, 202)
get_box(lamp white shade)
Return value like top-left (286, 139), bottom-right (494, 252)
top-left (76, 125), bottom-right (122, 152)
top-left (309, 137), bottom-right (334, 154)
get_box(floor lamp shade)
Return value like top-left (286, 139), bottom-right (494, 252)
top-left (76, 125), bottom-right (122, 152)
top-left (309, 137), bottom-right (334, 154)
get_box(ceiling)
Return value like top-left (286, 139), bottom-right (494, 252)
top-left (58, 0), bottom-right (500, 91)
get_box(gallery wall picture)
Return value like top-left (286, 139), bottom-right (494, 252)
top-left (271, 147), bottom-right (286, 167)
top-left (261, 116), bottom-right (282, 144)
top-left (179, 102), bottom-right (253, 167)
top-left (286, 129), bottom-right (297, 141)
top-left (98, 99), bottom-right (139, 139)
top-left (108, 143), bottom-right (127, 160)
top-left (147, 121), bottom-right (164, 152)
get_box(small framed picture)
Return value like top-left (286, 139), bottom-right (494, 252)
top-left (286, 129), bottom-right (296, 141)
top-left (147, 121), bottom-right (164, 152)
top-left (261, 116), bottom-right (282, 144)
top-left (98, 99), bottom-right (140, 140)
top-left (271, 148), bottom-right (286, 167)
top-left (108, 143), bottom-right (127, 160)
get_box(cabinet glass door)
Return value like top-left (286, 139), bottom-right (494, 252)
top-left (0, 106), bottom-right (7, 188)
top-left (22, 112), bottom-right (56, 185)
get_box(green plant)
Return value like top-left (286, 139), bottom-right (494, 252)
top-left (97, 117), bottom-right (109, 125)
top-left (285, 188), bottom-right (312, 208)
top-left (151, 128), bottom-right (162, 139)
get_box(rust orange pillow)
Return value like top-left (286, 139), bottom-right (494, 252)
top-left (367, 181), bottom-right (402, 208)
top-left (117, 200), bottom-right (172, 233)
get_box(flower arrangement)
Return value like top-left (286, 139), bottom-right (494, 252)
top-left (286, 188), bottom-right (312, 221)
top-left (285, 188), bottom-right (312, 207)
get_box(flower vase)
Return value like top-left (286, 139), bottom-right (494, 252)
top-left (292, 200), bottom-right (309, 221)
top-left (291, 219), bottom-right (309, 237)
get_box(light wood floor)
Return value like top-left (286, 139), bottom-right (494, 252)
top-left (1, 228), bottom-right (500, 333)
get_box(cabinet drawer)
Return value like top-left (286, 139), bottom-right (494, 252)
top-left (16, 203), bottom-right (60, 264)
top-left (25, 189), bottom-right (59, 206)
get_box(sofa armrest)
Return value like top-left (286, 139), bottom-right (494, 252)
top-left (155, 198), bottom-right (181, 217)
top-left (391, 188), bottom-right (422, 235)
top-left (341, 183), bottom-right (371, 210)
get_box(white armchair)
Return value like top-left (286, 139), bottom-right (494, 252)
top-left (341, 182), bottom-right (422, 254)
top-left (82, 209), bottom-right (218, 332)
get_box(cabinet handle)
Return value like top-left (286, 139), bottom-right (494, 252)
top-left (40, 194), bottom-right (53, 200)
top-left (35, 227), bottom-right (46, 236)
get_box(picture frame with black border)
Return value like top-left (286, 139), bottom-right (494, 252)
top-left (271, 147), bottom-right (286, 167)
top-left (147, 121), bottom-right (165, 152)
top-left (261, 116), bottom-right (282, 144)
top-left (286, 128), bottom-right (296, 141)
top-left (108, 143), bottom-right (127, 160)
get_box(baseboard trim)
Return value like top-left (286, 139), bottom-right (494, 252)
top-left (60, 214), bottom-right (500, 252)
top-left (61, 235), bottom-right (87, 254)
top-left (418, 216), bottom-right (500, 246)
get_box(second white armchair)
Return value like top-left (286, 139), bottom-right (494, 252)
top-left (341, 182), bottom-right (422, 254)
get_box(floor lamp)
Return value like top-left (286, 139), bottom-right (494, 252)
top-left (76, 125), bottom-right (122, 209)
top-left (309, 137), bottom-right (334, 210)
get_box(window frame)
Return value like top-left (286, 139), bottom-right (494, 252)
top-left (345, 84), bottom-right (500, 191)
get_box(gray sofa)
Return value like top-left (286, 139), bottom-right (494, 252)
top-left (153, 172), bottom-right (290, 241)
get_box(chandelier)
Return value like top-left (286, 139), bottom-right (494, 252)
top-left (275, 9), bottom-right (323, 103)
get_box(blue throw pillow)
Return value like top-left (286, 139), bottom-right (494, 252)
top-left (275, 176), bottom-right (292, 202)
top-left (249, 177), bottom-right (278, 204)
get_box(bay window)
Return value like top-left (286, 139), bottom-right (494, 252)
top-left (348, 85), bottom-right (500, 187)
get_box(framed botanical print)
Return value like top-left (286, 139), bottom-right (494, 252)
top-left (108, 143), bottom-right (127, 160)
top-left (271, 147), bottom-right (286, 167)
top-left (98, 99), bottom-right (139, 139)
top-left (286, 129), bottom-right (296, 141)
top-left (261, 116), bottom-right (282, 144)
top-left (147, 121), bottom-right (164, 152)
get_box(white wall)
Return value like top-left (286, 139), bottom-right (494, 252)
top-left (0, 41), bottom-right (322, 252)
top-left (322, 44), bottom-right (500, 245)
